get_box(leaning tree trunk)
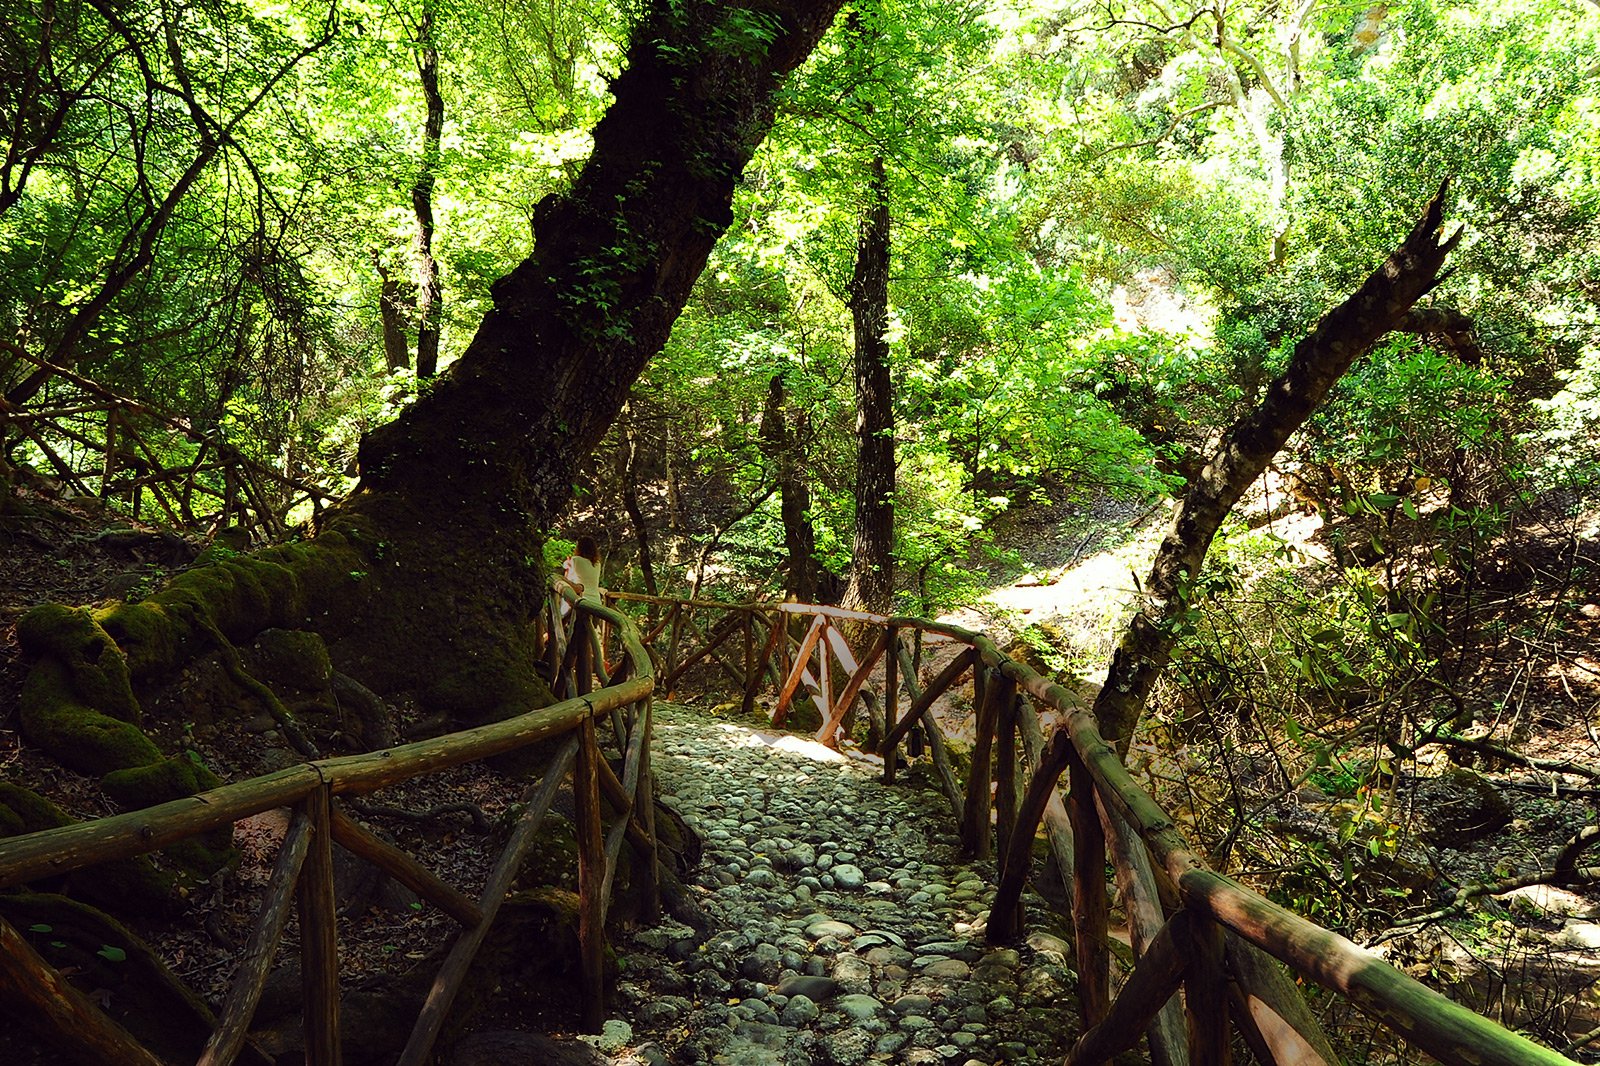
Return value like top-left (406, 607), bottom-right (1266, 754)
top-left (994, 185), bottom-right (1463, 921)
top-left (840, 155), bottom-right (893, 615)
top-left (13, 0), bottom-right (849, 860)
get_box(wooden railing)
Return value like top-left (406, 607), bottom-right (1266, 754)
top-left (0, 342), bottom-right (336, 538)
top-left (0, 589), bottom-right (1583, 1066)
top-left (735, 601), bottom-right (1581, 1066)
top-left (0, 597), bottom-right (655, 1066)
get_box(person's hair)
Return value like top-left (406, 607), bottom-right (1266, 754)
top-left (575, 535), bottom-right (599, 564)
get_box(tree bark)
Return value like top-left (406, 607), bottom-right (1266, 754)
top-left (373, 253), bottom-right (412, 372)
top-left (1089, 183), bottom-right (1461, 748)
top-left (840, 154), bottom-right (893, 615)
top-left (330, 0), bottom-right (846, 705)
top-left (411, 0), bottom-right (445, 379)
top-left (760, 373), bottom-right (817, 602)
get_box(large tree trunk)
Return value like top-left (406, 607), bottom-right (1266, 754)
top-left (10, 0), bottom-right (848, 908)
top-left (840, 155), bottom-right (893, 615)
top-left (326, 0), bottom-right (844, 706)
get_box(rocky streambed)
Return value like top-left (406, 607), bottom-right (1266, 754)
top-left (600, 703), bottom-right (1082, 1066)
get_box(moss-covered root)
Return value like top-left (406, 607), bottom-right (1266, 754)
top-left (0, 784), bottom-right (176, 916)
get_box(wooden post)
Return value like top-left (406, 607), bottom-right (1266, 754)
top-left (772, 615), bottom-right (826, 726)
top-left (638, 699), bottom-right (661, 921)
top-left (989, 697), bottom-right (1076, 944)
top-left (816, 629), bottom-right (888, 747)
top-left (1067, 742), bottom-right (1109, 1029)
top-left (296, 785), bottom-right (341, 1066)
top-left (573, 714), bottom-right (606, 1033)
top-left (1064, 911), bottom-right (1192, 1066)
top-left (201, 812), bottom-right (313, 1066)
top-left (576, 616), bottom-right (594, 698)
top-left (1224, 932), bottom-right (1341, 1066)
top-left (664, 602), bottom-right (685, 689)
top-left (397, 739), bottom-right (578, 1066)
top-left (745, 611), bottom-right (784, 717)
top-left (816, 621), bottom-right (832, 728)
top-left (0, 914), bottom-right (167, 1066)
top-left (960, 668), bottom-right (1010, 860)
top-left (1186, 915), bottom-right (1232, 1066)
top-left (877, 646), bottom-right (975, 755)
top-left (994, 688), bottom-right (1019, 903)
top-left (1102, 803), bottom-right (1189, 1066)
top-left (883, 627), bottom-right (899, 784)
top-left (891, 638), bottom-right (964, 823)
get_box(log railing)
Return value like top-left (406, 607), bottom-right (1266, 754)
top-left (739, 600), bottom-right (1581, 1066)
top-left (0, 588), bottom-right (1582, 1066)
top-left (0, 597), bottom-right (656, 1066)
top-left (0, 343), bottom-right (337, 538)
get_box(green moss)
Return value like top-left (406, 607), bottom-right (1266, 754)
top-left (0, 785), bottom-right (177, 914)
top-left (248, 629), bottom-right (332, 691)
top-left (425, 654), bottom-right (554, 727)
top-left (94, 601), bottom-right (184, 678)
top-left (101, 752), bottom-right (222, 810)
top-left (19, 661), bottom-right (162, 775)
top-left (0, 782), bottom-right (68, 836)
top-left (16, 604), bottom-right (140, 722)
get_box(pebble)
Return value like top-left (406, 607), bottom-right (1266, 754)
top-left (617, 704), bottom-right (1079, 1063)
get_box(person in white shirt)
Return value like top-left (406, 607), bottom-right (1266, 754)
top-left (559, 535), bottom-right (604, 609)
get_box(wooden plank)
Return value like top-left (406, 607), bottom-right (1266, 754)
top-left (328, 807), bottom-right (482, 929)
top-left (960, 669), bottom-right (1009, 860)
top-left (573, 716), bottom-right (606, 1033)
top-left (823, 624), bottom-right (861, 674)
top-left (1185, 915), bottom-right (1231, 1066)
top-left (601, 699), bottom-right (651, 919)
top-left (296, 786), bottom-right (341, 1066)
top-left (397, 739), bottom-right (578, 1066)
top-left (200, 811), bottom-right (313, 1066)
top-left (0, 764), bottom-right (322, 889)
top-left (1065, 911), bottom-right (1191, 1066)
top-left (816, 629), bottom-right (888, 747)
top-left (1103, 803), bottom-right (1188, 1066)
top-left (772, 615), bottom-right (827, 726)
top-left (816, 623), bottom-right (833, 729)
top-left (883, 628), bottom-right (899, 785)
top-left (0, 913), bottom-right (167, 1066)
top-left (779, 602), bottom-right (889, 624)
top-left (1224, 932), bottom-right (1341, 1066)
top-left (877, 646), bottom-right (975, 755)
top-left (988, 696), bottom-right (1075, 944)
top-left (325, 679), bottom-right (647, 796)
top-left (1067, 743), bottom-right (1109, 1029)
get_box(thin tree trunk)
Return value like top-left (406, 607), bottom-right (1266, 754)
top-left (840, 154), bottom-right (893, 615)
top-left (761, 372), bottom-right (817, 602)
top-left (411, 0), bottom-right (445, 378)
top-left (372, 253), bottom-right (412, 372)
top-left (617, 403), bottom-right (658, 595)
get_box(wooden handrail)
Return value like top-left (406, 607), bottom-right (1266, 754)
top-left (0, 589), bottom-right (1579, 1066)
top-left (665, 595), bottom-right (1582, 1066)
top-left (0, 595), bottom-right (657, 1065)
